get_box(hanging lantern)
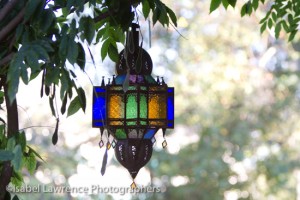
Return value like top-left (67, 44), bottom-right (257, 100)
top-left (92, 23), bottom-right (174, 187)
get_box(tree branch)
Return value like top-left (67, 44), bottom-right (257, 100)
top-left (0, 8), bottom-right (25, 42)
top-left (0, 52), bottom-right (14, 67)
top-left (0, 76), bottom-right (19, 200)
top-left (0, 0), bottom-right (19, 22)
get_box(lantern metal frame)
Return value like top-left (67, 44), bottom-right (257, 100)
top-left (92, 23), bottom-right (174, 184)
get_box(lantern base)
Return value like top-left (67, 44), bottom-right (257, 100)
top-left (114, 139), bottom-right (153, 179)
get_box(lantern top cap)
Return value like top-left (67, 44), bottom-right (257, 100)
top-left (115, 23), bottom-right (153, 75)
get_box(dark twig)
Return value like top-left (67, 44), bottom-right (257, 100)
top-left (0, 8), bottom-right (25, 42)
top-left (0, 0), bottom-right (19, 22)
top-left (0, 52), bottom-right (15, 67)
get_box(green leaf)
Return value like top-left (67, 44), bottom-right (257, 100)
top-left (16, 132), bottom-right (26, 152)
top-left (96, 28), bottom-right (107, 43)
top-left (27, 152), bottom-right (37, 174)
top-left (77, 43), bottom-right (86, 70)
top-left (67, 40), bottom-right (78, 65)
top-left (7, 54), bottom-right (22, 103)
top-left (101, 39), bottom-right (111, 61)
top-left (142, 0), bottom-right (150, 19)
top-left (108, 44), bottom-right (119, 62)
top-left (252, 0), bottom-right (259, 10)
top-left (275, 22), bottom-right (281, 38)
top-left (282, 20), bottom-right (289, 32)
top-left (166, 7), bottom-right (177, 26)
top-left (67, 96), bottom-right (81, 117)
top-left (79, 17), bottom-right (95, 44)
top-left (26, 50), bottom-right (40, 72)
top-left (45, 67), bottom-right (60, 86)
top-left (15, 25), bottom-right (24, 42)
top-left (158, 4), bottom-right (169, 26)
top-left (222, 0), bottom-right (229, 9)
top-left (25, 0), bottom-right (42, 21)
top-left (0, 150), bottom-right (14, 161)
top-left (12, 145), bottom-right (22, 171)
top-left (271, 12), bottom-right (277, 23)
top-left (11, 170), bottom-right (24, 187)
top-left (59, 31), bottom-right (69, 61)
top-left (39, 9), bottom-right (55, 32)
top-left (288, 14), bottom-right (293, 25)
top-left (288, 30), bottom-right (297, 42)
top-left (210, 0), bottom-right (222, 13)
top-left (227, 0), bottom-right (237, 7)
top-left (23, 151), bottom-right (37, 175)
top-left (59, 69), bottom-right (70, 99)
top-left (7, 137), bottom-right (16, 151)
top-left (76, 87), bottom-right (86, 112)
top-left (260, 22), bottom-right (267, 34)
top-left (27, 146), bottom-right (45, 162)
top-left (12, 195), bottom-right (20, 200)
top-left (152, 7), bottom-right (161, 25)
top-left (267, 18), bottom-right (273, 29)
top-left (33, 45), bottom-right (50, 62)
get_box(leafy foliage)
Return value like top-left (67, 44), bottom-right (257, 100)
top-left (209, 0), bottom-right (300, 40)
top-left (0, 0), bottom-right (177, 198)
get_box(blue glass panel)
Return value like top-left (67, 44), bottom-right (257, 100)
top-left (95, 87), bottom-right (105, 93)
top-left (167, 87), bottom-right (174, 128)
top-left (93, 87), bottom-right (106, 127)
top-left (93, 121), bottom-right (104, 127)
top-left (115, 75), bottom-right (126, 84)
top-left (144, 129), bottom-right (158, 139)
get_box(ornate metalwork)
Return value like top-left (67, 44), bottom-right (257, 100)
top-left (92, 23), bottom-right (174, 186)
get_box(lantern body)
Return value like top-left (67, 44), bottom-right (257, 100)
top-left (92, 75), bottom-right (174, 139)
top-left (92, 23), bottom-right (174, 181)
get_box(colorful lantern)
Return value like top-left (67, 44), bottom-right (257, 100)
top-left (92, 23), bottom-right (174, 187)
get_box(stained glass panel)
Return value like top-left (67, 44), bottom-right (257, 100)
top-left (115, 129), bottom-right (127, 139)
top-left (126, 94), bottom-right (137, 119)
top-left (167, 87), bottom-right (174, 128)
top-left (93, 87), bottom-right (106, 127)
top-left (140, 94), bottom-right (147, 118)
top-left (108, 94), bottom-right (123, 118)
top-left (148, 94), bottom-right (166, 119)
top-left (144, 129), bottom-right (157, 139)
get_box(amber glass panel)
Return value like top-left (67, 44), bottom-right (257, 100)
top-left (148, 94), bottom-right (166, 119)
top-left (108, 94), bottom-right (123, 118)
top-left (109, 121), bottom-right (123, 125)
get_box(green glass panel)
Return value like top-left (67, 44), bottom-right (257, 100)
top-left (140, 121), bottom-right (147, 125)
top-left (141, 86), bottom-right (147, 90)
top-left (126, 94), bottom-right (137, 119)
top-left (115, 129), bottom-right (127, 139)
top-left (128, 86), bottom-right (137, 91)
top-left (126, 121), bottom-right (137, 125)
top-left (140, 94), bottom-right (147, 118)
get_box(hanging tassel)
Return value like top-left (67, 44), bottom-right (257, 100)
top-left (162, 128), bottom-right (167, 148)
top-left (98, 127), bottom-right (104, 148)
top-left (130, 180), bottom-right (137, 189)
top-left (101, 147), bottom-right (108, 176)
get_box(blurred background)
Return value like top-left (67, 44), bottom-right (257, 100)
top-left (11, 0), bottom-right (300, 199)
